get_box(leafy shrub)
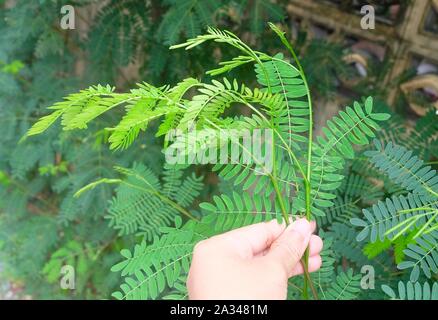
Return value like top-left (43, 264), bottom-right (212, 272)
top-left (2, 1), bottom-right (437, 300)
top-left (30, 24), bottom-right (435, 300)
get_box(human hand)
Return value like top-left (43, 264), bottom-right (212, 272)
top-left (187, 218), bottom-right (322, 300)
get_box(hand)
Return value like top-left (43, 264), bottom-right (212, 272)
top-left (187, 218), bottom-right (322, 300)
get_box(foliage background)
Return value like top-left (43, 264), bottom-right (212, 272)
top-left (0, 0), bottom-right (436, 299)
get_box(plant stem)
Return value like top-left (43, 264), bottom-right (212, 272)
top-left (270, 175), bottom-right (318, 300)
top-left (301, 252), bottom-right (318, 299)
top-left (270, 176), bottom-right (290, 223)
top-left (269, 23), bottom-right (317, 300)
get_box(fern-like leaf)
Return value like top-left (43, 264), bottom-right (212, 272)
top-left (351, 193), bottom-right (438, 242)
top-left (25, 85), bottom-right (115, 137)
top-left (304, 98), bottom-right (390, 216)
top-left (157, 0), bottom-right (221, 45)
top-left (397, 231), bottom-right (438, 282)
top-left (382, 281), bottom-right (438, 300)
top-left (106, 163), bottom-right (202, 239)
top-left (365, 139), bottom-right (438, 199)
top-left (323, 269), bottom-right (362, 300)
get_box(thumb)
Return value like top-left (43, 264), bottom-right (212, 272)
top-left (264, 218), bottom-right (312, 275)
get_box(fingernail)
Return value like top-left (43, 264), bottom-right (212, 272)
top-left (267, 219), bottom-right (286, 232)
top-left (287, 219), bottom-right (311, 241)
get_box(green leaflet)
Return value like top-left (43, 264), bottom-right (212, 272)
top-left (25, 85), bottom-right (115, 137)
top-left (352, 140), bottom-right (438, 248)
top-left (328, 222), bottom-right (369, 266)
top-left (366, 139), bottom-right (438, 199)
top-left (108, 98), bottom-right (159, 150)
top-left (106, 163), bottom-right (203, 239)
top-left (300, 97), bottom-right (390, 217)
top-left (157, 0), bottom-right (222, 45)
top-left (382, 281), bottom-right (438, 300)
top-left (351, 193), bottom-right (438, 242)
top-left (310, 232), bottom-right (336, 287)
top-left (322, 269), bottom-right (362, 300)
top-left (397, 231), bottom-right (438, 282)
top-left (352, 140), bottom-right (438, 290)
top-left (200, 191), bottom-right (285, 228)
top-left (255, 53), bottom-right (308, 150)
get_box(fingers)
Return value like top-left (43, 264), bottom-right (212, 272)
top-left (256, 220), bottom-right (319, 257)
top-left (213, 219), bottom-right (287, 258)
top-left (264, 219), bottom-right (312, 274)
top-left (290, 255), bottom-right (322, 276)
top-left (310, 220), bottom-right (317, 234)
top-left (203, 217), bottom-right (321, 264)
top-left (309, 234), bottom-right (323, 256)
top-left (288, 235), bottom-right (323, 276)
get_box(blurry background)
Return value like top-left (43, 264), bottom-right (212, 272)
top-left (0, 0), bottom-right (436, 299)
